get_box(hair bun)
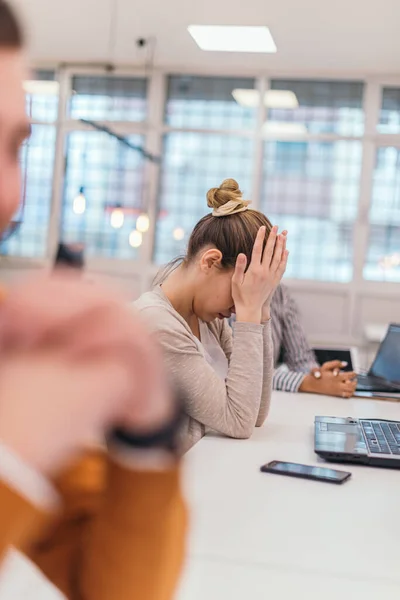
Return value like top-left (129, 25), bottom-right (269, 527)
top-left (206, 178), bottom-right (243, 210)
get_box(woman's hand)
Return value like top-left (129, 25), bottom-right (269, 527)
top-left (261, 229), bottom-right (288, 321)
top-left (300, 361), bottom-right (358, 398)
top-left (232, 225), bottom-right (289, 324)
top-left (0, 275), bottom-right (174, 475)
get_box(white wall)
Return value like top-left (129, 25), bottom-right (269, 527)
top-left (2, 260), bottom-right (398, 368)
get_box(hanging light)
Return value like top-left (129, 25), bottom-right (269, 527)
top-left (129, 229), bottom-right (143, 248)
top-left (110, 208), bottom-right (125, 229)
top-left (136, 213), bottom-right (150, 233)
top-left (73, 187), bottom-right (86, 215)
top-left (173, 227), bottom-right (185, 241)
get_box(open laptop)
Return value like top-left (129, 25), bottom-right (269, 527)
top-left (315, 416), bottom-right (400, 468)
top-left (356, 323), bottom-right (400, 393)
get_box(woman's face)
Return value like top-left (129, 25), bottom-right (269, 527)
top-left (192, 249), bottom-right (236, 323)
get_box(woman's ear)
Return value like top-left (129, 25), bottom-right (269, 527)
top-left (199, 248), bottom-right (223, 273)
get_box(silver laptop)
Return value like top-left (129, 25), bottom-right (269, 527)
top-left (315, 416), bottom-right (400, 468)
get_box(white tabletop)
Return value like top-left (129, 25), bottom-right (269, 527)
top-left (177, 392), bottom-right (400, 599)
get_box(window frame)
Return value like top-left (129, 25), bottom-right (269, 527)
top-left (1, 65), bottom-right (399, 298)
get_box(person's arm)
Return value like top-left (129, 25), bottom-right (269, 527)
top-left (26, 448), bottom-right (186, 600)
top-left (273, 286), bottom-right (318, 393)
top-left (148, 310), bottom-right (265, 440)
top-left (273, 364), bottom-right (308, 393)
top-left (258, 320), bottom-right (273, 425)
top-left (222, 318), bottom-right (273, 427)
top-left (0, 442), bottom-right (57, 565)
top-left (78, 452), bottom-right (187, 600)
top-left (225, 315), bottom-right (274, 426)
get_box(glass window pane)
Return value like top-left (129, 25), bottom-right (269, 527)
top-left (378, 87), bottom-right (400, 134)
top-left (364, 147), bottom-right (400, 281)
top-left (25, 69), bottom-right (58, 123)
top-left (154, 132), bottom-right (254, 265)
top-left (269, 80), bottom-right (364, 136)
top-left (1, 125), bottom-right (56, 258)
top-left (70, 75), bottom-right (147, 121)
top-left (260, 140), bottom-right (362, 282)
top-left (165, 76), bottom-right (257, 130)
top-left (61, 131), bottom-right (145, 259)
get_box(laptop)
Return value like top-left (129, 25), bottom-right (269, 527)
top-left (356, 323), bottom-right (400, 393)
top-left (315, 416), bottom-right (400, 468)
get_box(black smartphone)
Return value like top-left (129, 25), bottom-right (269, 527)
top-left (313, 348), bottom-right (353, 372)
top-left (260, 460), bottom-right (351, 484)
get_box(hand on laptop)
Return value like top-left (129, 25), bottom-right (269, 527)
top-left (300, 361), bottom-right (357, 398)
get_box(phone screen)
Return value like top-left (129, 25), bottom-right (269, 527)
top-left (261, 461), bottom-right (351, 483)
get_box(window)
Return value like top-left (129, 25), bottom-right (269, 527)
top-left (1, 125), bottom-right (56, 258)
top-left (165, 75), bottom-right (257, 130)
top-left (378, 87), bottom-right (400, 134)
top-left (25, 69), bottom-right (59, 123)
top-left (154, 132), bottom-right (254, 265)
top-left (269, 79), bottom-right (364, 136)
top-left (1, 70), bottom-right (58, 258)
top-left (364, 147), bottom-right (400, 282)
top-left (260, 140), bottom-right (362, 282)
top-left (70, 75), bottom-right (147, 122)
top-left (5, 70), bottom-right (399, 292)
top-left (60, 131), bottom-right (146, 259)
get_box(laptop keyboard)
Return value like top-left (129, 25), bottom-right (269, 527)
top-left (360, 420), bottom-right (400, 455)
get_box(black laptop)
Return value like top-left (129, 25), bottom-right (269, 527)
top-left (356, 323), bottom-right (400, 393)
top-left (315, 416), bottom-right (400, 468)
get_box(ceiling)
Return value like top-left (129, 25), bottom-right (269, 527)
top-left (12, 0), bottom-right (400, 75)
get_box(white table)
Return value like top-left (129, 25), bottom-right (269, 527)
top-left (177, 392), bottom-right (400, 600)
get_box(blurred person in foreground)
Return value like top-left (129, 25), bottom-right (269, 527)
top-left (0, 2), bottom-right (186, 599)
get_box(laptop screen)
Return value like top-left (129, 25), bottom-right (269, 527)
top-left (370, 324), bottom-right (400, 383)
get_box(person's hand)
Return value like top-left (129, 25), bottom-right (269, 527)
top-left (0, 275), bottom-right (174, 475)
top-left (261, 229), bottom-right (287, 321)
top-left (300, 361), bottom-right (357, 398)
top-left (232, 226), bottom-right (289, 324)
top-left (313, 360), bottom-right (348, 378)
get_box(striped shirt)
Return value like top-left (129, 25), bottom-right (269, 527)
top-left (231, 284), bottom-right (318, 393)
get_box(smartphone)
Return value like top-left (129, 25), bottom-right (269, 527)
top-left (260, 460), bottom-right (351, 484)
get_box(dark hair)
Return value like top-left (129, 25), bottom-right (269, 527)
top-left (0, 1), bottom-right (23, 48)
top-left (155, 179), bottom-right (272, 285)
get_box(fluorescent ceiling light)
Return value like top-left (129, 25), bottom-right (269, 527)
top-left (232, 89), bottom-right (298, 109)
top-left (262, 122), bottom-right (307, 137)
top-left (23, 80), bottom-right (59, 95)
top-left (188, 25), bottom-right (277, 53)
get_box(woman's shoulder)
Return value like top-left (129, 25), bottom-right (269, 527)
top-left (134, 288), bottom-right (168, 312)
top-left (135, 290), bottom-right (179, 327)
top-left (134, 290), bottom-right (197, 348)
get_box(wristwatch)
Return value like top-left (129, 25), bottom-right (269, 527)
top-left (109, 391), bottom-right (184, 454)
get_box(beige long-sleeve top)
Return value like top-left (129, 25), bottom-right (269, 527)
top-left (135, 287), bottom-right (273, 452)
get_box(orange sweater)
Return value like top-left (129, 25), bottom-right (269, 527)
top-left (0, 449), bottom-right (187, 599)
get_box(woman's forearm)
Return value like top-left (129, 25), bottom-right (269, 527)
top-left (256, 320), bottom-right (273, 427)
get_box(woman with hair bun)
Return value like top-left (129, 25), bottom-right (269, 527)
top-left (136, 179), bottom-right (288, 452)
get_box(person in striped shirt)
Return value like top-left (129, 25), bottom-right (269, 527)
top-left (232, 284), bottom-right (357, 398)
